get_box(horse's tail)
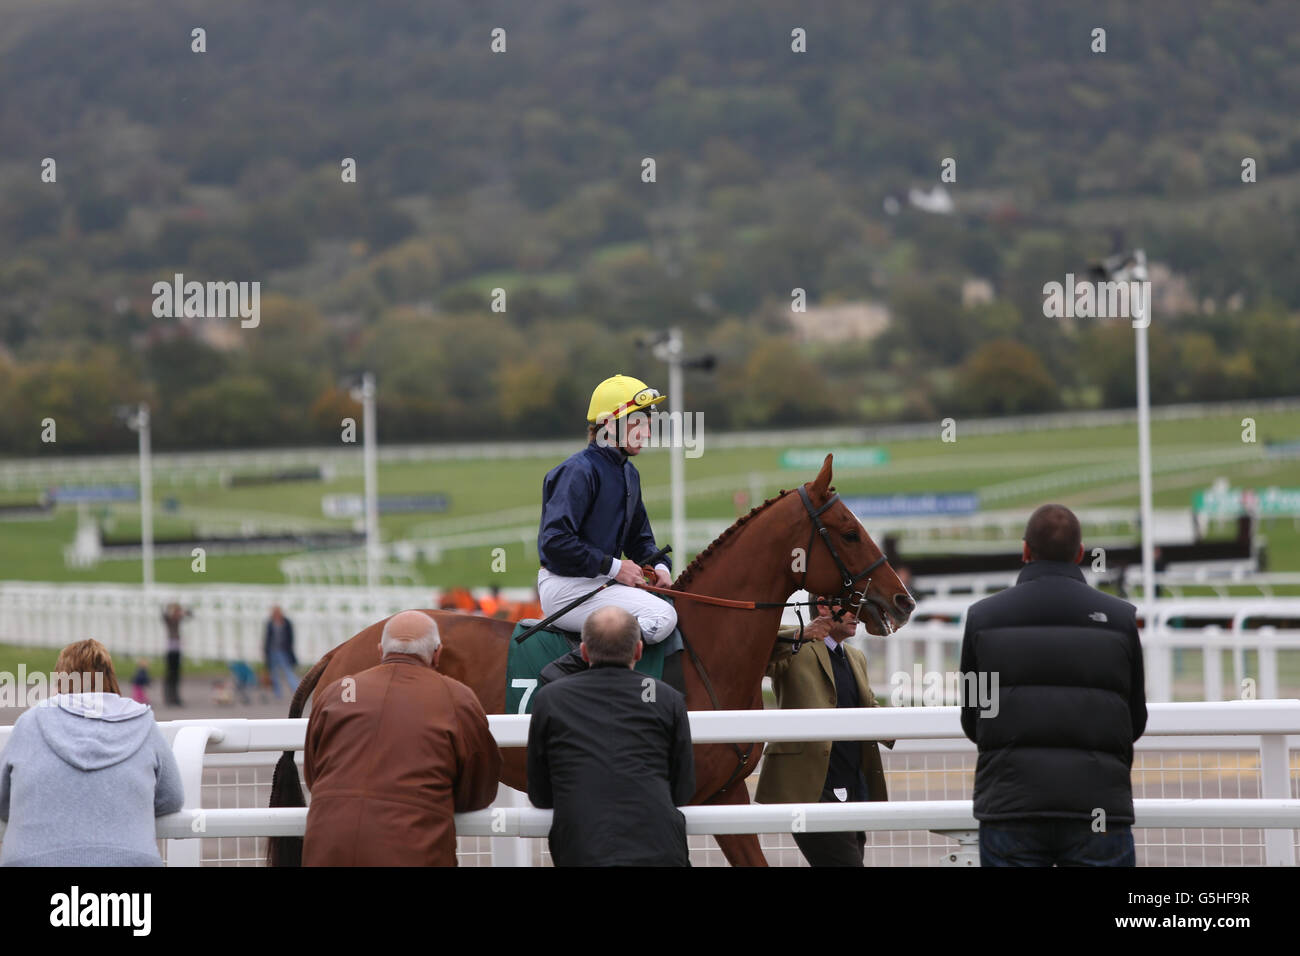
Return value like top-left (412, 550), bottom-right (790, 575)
top-left (266, 650), bottom-right (335, 867)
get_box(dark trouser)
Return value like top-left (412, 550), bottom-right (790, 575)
top-left (164, 650), bottom-right (182, 706)
top-left (979, 820), bottom-right (1135, 867)
top-left (792, 788), bottom-right (866, 867)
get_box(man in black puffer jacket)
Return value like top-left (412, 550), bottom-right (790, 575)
top-left (960, 503), bottom-right (1147, 866)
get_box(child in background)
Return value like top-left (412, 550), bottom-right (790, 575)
top-left (130, 658), bottom-right (151, 705)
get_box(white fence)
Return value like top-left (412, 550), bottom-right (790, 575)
top-left (886, 597), bottom-right (1300, 702)
top-left (912, 567), bottom-right (1300, 600)
top-left (4, 396), bottom-right (1297, 490)
top-left (0, 582), bottom-right (451, 665)
top-left (1, 701), bottom-right (1297, 866)
top-left (6, 583), bottom-right (1300, 704)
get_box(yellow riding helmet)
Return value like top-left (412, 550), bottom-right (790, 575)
top-left (586, 374), bottom-right (666, 424)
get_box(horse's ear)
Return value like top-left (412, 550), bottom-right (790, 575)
top-left (810, 453), bottom-right (833, 501)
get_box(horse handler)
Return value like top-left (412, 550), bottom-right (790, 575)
top-left (756, 597), bottom-right (893, 867)
top-left (302, 610), bottom-right (501, 866)
top-left (535, 374), bottom-right (677, 681)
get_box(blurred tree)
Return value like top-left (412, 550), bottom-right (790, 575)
top-left (722, 339), bottom-right (834, 427)
top-left (170, 376), bottom-right (280, 447)
top-left (888, 278), bottom-right (970, 365)
top-left (1, 186), bottom-right (62, 242)
top-left (953, 340), bottom-right (1060, 415)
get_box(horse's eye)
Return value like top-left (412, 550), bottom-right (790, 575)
top-left (844, 531), bottom-right (860, 542)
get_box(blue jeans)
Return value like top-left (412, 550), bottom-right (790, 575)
top-left (268, 650), bottom-right (299, 699)
top-left (979, 820), bottom-right (1135, 867)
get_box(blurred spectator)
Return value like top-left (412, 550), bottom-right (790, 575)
top-left (211, 679), bottom-right (234, 707)
top-left (453, 587), bottom-right (480, 613)
top-left (437, 587), bottom-right (479, 613)
top-left (0, 639), bottom-right (184, 866)
top-left (130, 658), bottom-right (151, 705)
top-left (161, 603), bottom-right (192, 707)
top-left (479, 586), bottom-right (501, 618)
top-left (303, 611), bottom-right (501, 866)
top-left (264, 606), bottom-right (299, 699)
top-left (228, 660), bottom-right (256, 705)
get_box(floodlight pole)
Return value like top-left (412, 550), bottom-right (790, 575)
top-left (658, 328), bottom-right (687, 569)
top-left (134, 404), bottom-right (155, 593)
top-left (1131, 251), bottom-right (1156, 630)
top-left (360, 373), bottom-right (380, 591)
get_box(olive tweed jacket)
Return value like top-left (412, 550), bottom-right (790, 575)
top-left (754, 627), bottom-right (892, 805)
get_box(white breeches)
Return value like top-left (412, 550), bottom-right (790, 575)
top-left (536, 568), bottom-right (678, 644)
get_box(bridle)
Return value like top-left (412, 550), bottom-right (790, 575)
top-left (796, 486), bottom-right (888, 625)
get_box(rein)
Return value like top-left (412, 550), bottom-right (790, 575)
top-left (639, 584), bottom-right (818, 650)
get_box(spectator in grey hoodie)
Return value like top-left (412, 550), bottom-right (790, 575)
top-left (0, 639), bottom-right (184, 866)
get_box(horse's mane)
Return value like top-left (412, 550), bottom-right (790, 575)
top-left (671, 485), bottom-right (802, 591)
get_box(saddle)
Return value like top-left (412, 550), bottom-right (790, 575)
top-left (505, 619), bottom-right (685, 714)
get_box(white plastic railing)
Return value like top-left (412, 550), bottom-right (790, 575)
top-left (0, 581), bottom-right (524, 665)
top-left (876, 597), bottom-right (1300, 703)
top-left (5, 396), bottom-right (1296, 489)
top-left (2, 701), bottom-right (1296, 866)
top-left (8, 584), bottom-right (1300, 703)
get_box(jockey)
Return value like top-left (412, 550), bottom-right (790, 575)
top-left (536, 374), bottom-right (678, 656)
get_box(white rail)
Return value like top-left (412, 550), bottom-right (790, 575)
top-left (4, 396), bottom-right (1297, 489)
top-left (879, 598), bottom-right (1300, 703)
top-left (6, 584), bottom-right (1300, 703)
top-left (1, 701), bottom-right (1296, 865)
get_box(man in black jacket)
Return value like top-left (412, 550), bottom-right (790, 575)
top-left (526, 606), bottom-right (695, 866)
top-left (960, 503), bottom-right (1147, 866)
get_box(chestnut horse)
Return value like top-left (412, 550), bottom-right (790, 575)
top-left (268, 454), bottom-right (914, 866)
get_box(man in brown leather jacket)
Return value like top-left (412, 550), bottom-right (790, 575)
top-left (303, 610), bottom-right (502, 866)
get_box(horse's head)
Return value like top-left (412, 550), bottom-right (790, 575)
top-left (791, 454), bottom-right (914, 636)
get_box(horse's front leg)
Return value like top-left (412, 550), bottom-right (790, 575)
top-left (709, 784), bottom-right (769, 867)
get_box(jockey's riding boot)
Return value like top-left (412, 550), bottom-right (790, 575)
top-left (538, 647), bottom-right (588, 686)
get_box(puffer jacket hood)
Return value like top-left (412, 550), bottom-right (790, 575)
top-left (29, 693), bottom-right (155, 771)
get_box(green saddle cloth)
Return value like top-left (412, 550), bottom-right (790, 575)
top-left (506, 620), bottom-right (670, 715)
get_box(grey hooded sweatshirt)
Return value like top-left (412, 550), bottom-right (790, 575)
top-left (0, 693), bottom-right (184, 866)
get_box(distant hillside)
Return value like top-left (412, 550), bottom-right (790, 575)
top-left (1, 0), bottom-right (1299, 452)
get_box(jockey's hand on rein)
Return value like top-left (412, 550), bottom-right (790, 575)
top-left (614, 561), bottom-right (646, 587)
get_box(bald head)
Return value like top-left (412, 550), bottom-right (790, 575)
top-left (581, 606), bottom-right (642, 667)
top-left (380, 610), bottom-right (442, 665)
top-left (1023, 504), bottom-right (1083, 563)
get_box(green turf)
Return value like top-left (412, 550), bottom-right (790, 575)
top-left (1, 406), bottom-right (1298, 587)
